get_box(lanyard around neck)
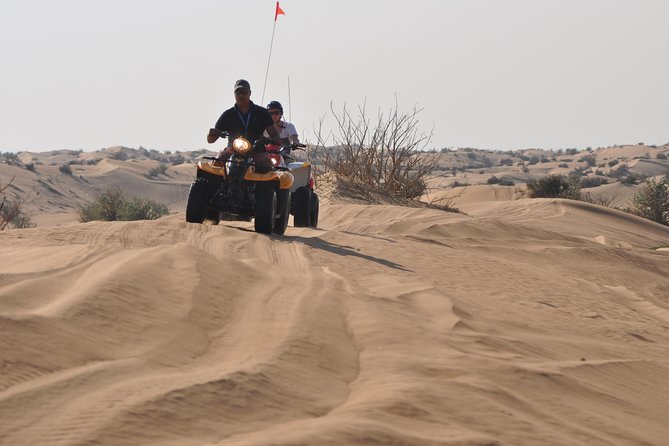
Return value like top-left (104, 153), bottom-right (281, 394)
top-left (236, 108), bottom-right (252, 132)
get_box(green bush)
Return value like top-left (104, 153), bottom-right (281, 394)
top-left (170, 154), bottom-right (187, 165)
top-left (78, 187), bottom-right (168, 222)
top-left (609, 164), bottom-right (629, 178)
top-left (1, 178), bottom-right (35, 230)
top-left (59, 163), bottom-right (72, 175)
top-left (620, 173), bottom-right (646, 185)
top-left (527, 174), bottom-right (581, 200)
top-left (1, 152), bottom-right (20, 164)
top-left (78, 187), bottom-right (125, 221)
top-left (487, 175), bottom-right (501, 184)
top-left (119, 196), bottom-right (169, 220)
top-left (452, 180), bottom-right (468, 188)
top-left (579, 154), bottom-right (597, 167)
top-left (109, 151), bottom-right (128, 161)
top-left (1, 201), bottom-right (35, 229)
top-left (581, 176), bottom-right (609, 188)
top-left (498, 178), bottom-right (515, 186)
top-left (148, 164), bottom-right (169, 178)
top-left (25, 163), bottom-right (36, 172)
top-left (631, 178), bottom-right (669, 225)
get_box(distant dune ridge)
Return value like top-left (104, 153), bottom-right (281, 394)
top-left (1, 144), bottom-right (669, 445)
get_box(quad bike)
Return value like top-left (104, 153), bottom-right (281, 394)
top-left (185, 131), bottom-right (295, 235)
top-left (265, 142), bottom-right (319, 228)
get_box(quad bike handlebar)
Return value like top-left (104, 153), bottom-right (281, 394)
top-left (202, 134), bottom-right (306, 171)
top-left (208, 128), bottom-right (229, 139)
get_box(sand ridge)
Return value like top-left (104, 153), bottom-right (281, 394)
top-left (1, 196), bottom-right (669, 445)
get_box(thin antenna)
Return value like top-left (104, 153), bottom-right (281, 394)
top-left (261, 19), bottom-right (277, 104)
top-left (288, 75), bottom-right (292, 123)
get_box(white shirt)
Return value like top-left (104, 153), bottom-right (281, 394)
top-left (264, 121), bottom-right (298, 141)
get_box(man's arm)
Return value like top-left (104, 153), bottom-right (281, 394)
top-left (287, 123), bottom-right (299, 144)
top-left (207, 128), bottom-right (219, 144)
top-left (264, 124), bottom-right (281, 143)
top-left (209, 111), bottom-right (230, 143)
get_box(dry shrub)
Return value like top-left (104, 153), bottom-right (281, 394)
top-left (581, 191), bottom-right (620, 208)
top-left (312, 99), bottom-right (440, 200)
top-left (78, 187), bottom-right (168, 222)
top-left (527, 174), bottom-right (581, 200)
top-left (631, 177), bottom-right (669, 225)
top-left (0, 177), bottom-right (34, 230)
top-left (424, 190), bottom-right (462, 213)
top-left (148, 164), bottom-right (169, 178)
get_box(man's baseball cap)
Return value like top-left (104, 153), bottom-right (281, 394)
top-left (234, 79), bottom-right (250, 92)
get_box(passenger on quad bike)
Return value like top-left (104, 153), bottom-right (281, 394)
top-left (264, 101), bottom-right (299, 143)
top-left (264, 100), bottom-right (300, 163)
top-left (207, 79), bottom-right (281, 172)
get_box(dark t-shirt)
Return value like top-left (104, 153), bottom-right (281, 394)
top-left (214, 102), bottom-right (273, 145)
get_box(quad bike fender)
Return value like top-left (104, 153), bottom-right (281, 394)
top-left (245, 167), bottom-right (294, 190)
top-left (198, 161), bottom-right (293, 189)
top-left (198, 160), bottom-right (227, 177)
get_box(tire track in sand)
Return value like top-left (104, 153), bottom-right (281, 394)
top-left (0, 222), bottom-right (360, 446)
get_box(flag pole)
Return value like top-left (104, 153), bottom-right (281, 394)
top-left (288, 75), bottom-right (292, 123)
top-left (261, 17), bottom-right (277, 104)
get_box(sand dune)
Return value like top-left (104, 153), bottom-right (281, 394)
top-left (2, 196), bottom-right (669, 445)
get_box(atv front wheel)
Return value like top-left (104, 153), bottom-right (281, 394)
top-left (186, 178), bottom-right (209, 223)
top-left (254, 184), bottom-right (277, 234)
top-left (273, 189), bottom-right (291, 235)
top-left (293, 186), bottom-right (311, 227)
top-left (205, 209), bottom-right (220, 225)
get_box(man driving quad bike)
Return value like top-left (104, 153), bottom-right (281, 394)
top-left (207, 79), bottom-right (281, 172)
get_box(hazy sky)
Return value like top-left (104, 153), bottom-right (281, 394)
top-left (1, 0), bottom-right (667, 152)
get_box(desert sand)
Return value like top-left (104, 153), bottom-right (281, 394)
top-left (2, 145), bottom-right (669, 445)
top-left (1, 203), bottom-right (669, 444)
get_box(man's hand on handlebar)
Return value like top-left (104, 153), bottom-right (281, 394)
top-left (207, 128), bottom-right (228, 144)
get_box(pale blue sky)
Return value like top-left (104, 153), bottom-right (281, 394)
top-left (1, 0), bottom-right (667, 152)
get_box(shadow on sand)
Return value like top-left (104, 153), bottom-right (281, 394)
top-left (230, 225), bottom-right (410, 272)
top-left (282, 234), bottom-right (411, 272)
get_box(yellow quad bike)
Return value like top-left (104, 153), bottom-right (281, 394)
top-left (186, 132), bottom-right (294, 235)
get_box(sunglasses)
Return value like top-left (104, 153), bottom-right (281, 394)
top-left (269, 110), bottom-right (281, 116)
top-left (235, 89), bottom-right (250, 95)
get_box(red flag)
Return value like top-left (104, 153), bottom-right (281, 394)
top-left (274, 1), bottom-right (285, 22)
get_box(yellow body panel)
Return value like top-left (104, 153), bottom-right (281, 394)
top-left (198, 161), bottom-right (227, 177)
top-left (278, 172), bottom-right (294, 189)
top-left (197, 161), bottom-right (294, 190)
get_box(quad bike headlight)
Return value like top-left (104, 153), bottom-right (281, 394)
top-left (232, 137), bottom-right (252, 154)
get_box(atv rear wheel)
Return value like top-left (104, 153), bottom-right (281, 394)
top-left (254, 184), bottom-right (277, 234)
top-left (293, 186), bottom-right (311, 227)
top-left (186, 178), bottom-right (209, 223)
top-left (273, 189), bottom-right (291, 235)
top-left (309, 192), bottom-right (319, 228)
